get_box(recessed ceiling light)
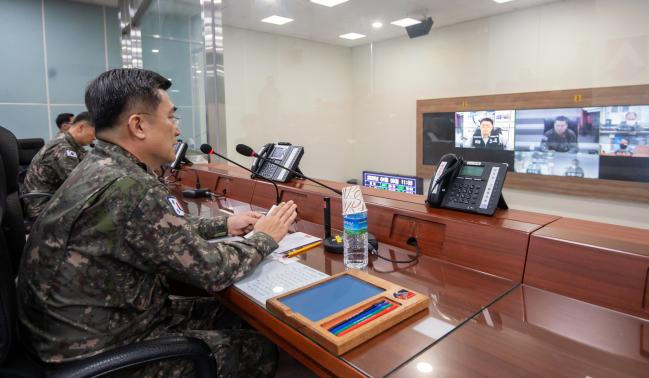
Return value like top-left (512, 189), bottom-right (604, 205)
top-left (372, 21), bottom-right (383, 29)
top-left (151, 49), bottom-right (159, 53)
top-left (390, 18), bottom-right (422, 27)
top-left (310, 0), bottom-right (349, 7)
top-left (151, 34), bottom-right (160, 38)
top-left (261, 15), bottom-right (294, 25)
top-left (493, 0), bottom-right (514, 3)
top-left (339, 32), bottom-right (365, 40)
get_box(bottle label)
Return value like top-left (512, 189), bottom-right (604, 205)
top-left (344, 213), bottom-right (368, 236)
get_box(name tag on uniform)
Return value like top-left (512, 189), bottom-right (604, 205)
top-left (167, 196), bottom-right (185, 217)
top-left (65, 150), bottom-right (78, 158)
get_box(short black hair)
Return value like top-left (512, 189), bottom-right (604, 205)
top-left (480, 118), bottom-right (494, 126)
top-left (84, 68), bottom-right (171, 133)
top-left (72, 111), bottom-right (92, 125)
top-left (555, 115), bottom-right (570, 124)
top-left (55, 113), bottom-right (74, 129)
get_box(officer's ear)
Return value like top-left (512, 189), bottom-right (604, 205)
top-left (126, 114), bottom-right (147, 141)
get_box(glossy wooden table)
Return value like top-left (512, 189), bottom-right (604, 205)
top-left (525, 218), bottom-right (649, 321)
top-left (173, 190), bottom-right (518, 377)
top-left (172, 163), bottom-right (649, 377)
top-left (391, 285), bottom-right (649, 377)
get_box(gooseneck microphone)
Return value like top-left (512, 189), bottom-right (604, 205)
top-left (235, 144), bottom-right (342, 196)
top-left (200, 144), bottom-right (280, 205)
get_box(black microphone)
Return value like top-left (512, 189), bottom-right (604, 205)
top-left (200, 144), bottom-right (280, 204)
top-left (235, 143), bottom-right (342, 196)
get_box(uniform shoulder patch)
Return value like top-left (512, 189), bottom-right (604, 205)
top-left (167, 196), bottom-right (185, 216)
top-left (65, 150), bottom-right (78, 158)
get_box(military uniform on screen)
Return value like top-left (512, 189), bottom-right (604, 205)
top-left (17, 140), bottom-right (279, 377)
top-left (22, 132), bottom-right (87, 219)
top-left (471, 128), bottom-right (505, 149)
top-left (540, 128), bottom-right (578, 153)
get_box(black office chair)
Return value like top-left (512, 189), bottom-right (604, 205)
top-left (0, 139), bottom-right (217, 377)
top-left (16, 138), bottom-right (45, 191)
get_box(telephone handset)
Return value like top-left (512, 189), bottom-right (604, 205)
top-left (426, 154), bottom-right (508, 216)
top-left (426, 153), bottom-right (463, 207)
top-left (250, 142), bottom-right (304, 183)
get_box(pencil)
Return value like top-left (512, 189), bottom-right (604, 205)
top-left (287, 241), bottom-right (322, 258)
top-left (332, 302), bottom-right (392, 335)
top-left (336, 303), bottom-right (399, 337)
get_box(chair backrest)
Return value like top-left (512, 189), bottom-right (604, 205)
top-left (17, 139), bottom-right (44, 168)
top-left (0, 152), bottom-right (18, 365)
top-left (17, 139), bottom-right (45, 188)
top-left (0, 126), bottom-right (27, 276)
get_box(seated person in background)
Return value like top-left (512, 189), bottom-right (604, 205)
top-left (471, 117), bottom-right (505, 149)
top-left (18, 68), bottom-right (296, 377)
top-left (22, 111), bottom-right (96, 219)
top-left (55, 112), bottom-right (74, 134)
top-left (564, 158), bottom-right (585, 177)
top-left (618, 111), bottom-right (640, 131)
top-left (540, 116), bottom-right (578, 153)
top-left (614, 138), bottom-right (634, 156)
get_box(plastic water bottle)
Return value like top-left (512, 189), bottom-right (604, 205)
top-left (343, 211), bottom-right (368, 269)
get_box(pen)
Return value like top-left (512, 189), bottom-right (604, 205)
top-left (336, 303), bottom-right (399, 337)
top-left (287, 241), bottom-right (322, 258)
top-left (328, 300), bottom-right (386, 333)
top-left (333, 302), bottom-right (393, 335)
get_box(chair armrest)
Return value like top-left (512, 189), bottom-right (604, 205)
top-left (49, 336), bottom-right (217, 378)
top-left (19, 192), bottom-right (53, 200)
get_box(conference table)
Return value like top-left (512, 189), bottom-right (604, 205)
top-left (171, 163), bottom-right (649, 377)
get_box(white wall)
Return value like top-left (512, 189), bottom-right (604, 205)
top-left (222, 0), bottom-right (649, 229)
top-left (351, 0), bottom-right (649, 229)
top-left (223, 26), bottom-right (354, 182)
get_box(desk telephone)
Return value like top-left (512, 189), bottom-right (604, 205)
top-left (251, 142), bottom-right (304, 182)
top-left (426, 153), bottom-right (508, 216)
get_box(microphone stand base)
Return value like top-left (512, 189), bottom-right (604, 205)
top-left (324, 233), bottom-right (378, 254)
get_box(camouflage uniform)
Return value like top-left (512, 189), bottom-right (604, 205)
top-left (22, 132), bottom-right (87, 219)
top-left (17, 140), bottom-right (279, 377)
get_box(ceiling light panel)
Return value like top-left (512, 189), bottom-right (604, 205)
top-left (310, 0), bottom-right (349, 7)
top-left (261, 15), bottom-right (294, 25)
top-left (339, 32), bottom-right (365, 40)
top-left (493, 0), bottom-right (515, 3)
top-left (390, 18), bottom-right (422, 27)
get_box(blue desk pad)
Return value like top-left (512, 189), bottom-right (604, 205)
top-left (278, 274), bottom-right (384, 322)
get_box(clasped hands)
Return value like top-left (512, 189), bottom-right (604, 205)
top-left (226, 200), bottom-right (298, 242)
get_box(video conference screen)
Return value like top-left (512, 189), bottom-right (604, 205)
top-left (422, 105), bottom-right (649, 183)
top-left (363, 171), bottom-right (423, 195)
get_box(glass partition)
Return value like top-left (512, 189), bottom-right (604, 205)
top-left (138, 0), bottom-right (208, 152)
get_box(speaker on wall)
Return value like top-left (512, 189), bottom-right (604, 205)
top-left (406, 17), bottom-right (433, 39)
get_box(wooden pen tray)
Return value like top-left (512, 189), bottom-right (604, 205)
top-left (266, 269), bottom-right (429, 355)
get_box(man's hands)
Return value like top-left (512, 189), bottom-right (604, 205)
top-left (254, 201), bottom-right (298, 242)
top-left (227, 211), bottom-right (263, 236)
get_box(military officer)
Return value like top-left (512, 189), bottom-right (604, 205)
top-left (22, 111), bottom-right (96, 219)
top-left (18, 68), bottom-right (297, 377)
top-left (471, 118), bottom-right (505, 149)
top-left (540, 115), bottom-right (578, 153)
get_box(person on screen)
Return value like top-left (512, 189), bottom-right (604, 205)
top-left (525, 152), bottom-right (544, 175)
top-left (540, 116), bottom-right (578, 153)
top-left (471, 118), bottom-right (505, 149)
top-left (614, 138), bottom-right (634, 156)
top-left (564, 158), bottom-right (585, 178)
top-left (618, 111), bottom-right (640, 131)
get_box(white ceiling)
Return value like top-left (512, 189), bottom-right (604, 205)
top-left (73, 0), bottom-right (563, 47)
top-left (221, 0), bottom-right (563, 46)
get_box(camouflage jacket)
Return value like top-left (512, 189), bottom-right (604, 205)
top-left (17, 140), bottom-right (278, 363)
top-left (23, 132), bottom-right (87, 219)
